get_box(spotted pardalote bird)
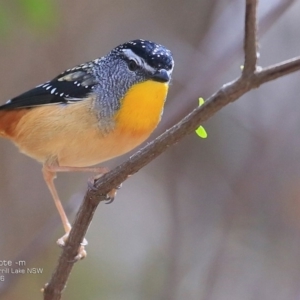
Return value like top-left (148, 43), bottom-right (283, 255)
top-left (0, 39), bottom-right (174, 259)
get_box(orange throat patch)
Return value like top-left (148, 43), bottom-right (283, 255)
top-left (114, 80), bottom-right (169, 136)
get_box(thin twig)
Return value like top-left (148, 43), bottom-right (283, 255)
top-left (43, 1), bottom-right (300, 299)
top-left (253, 56), bottom-right (300, 84)
top-left (243, 0), bottom-right (258, 76)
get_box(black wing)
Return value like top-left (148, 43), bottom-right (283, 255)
top-left (0, 65), bottom-right (97, 110)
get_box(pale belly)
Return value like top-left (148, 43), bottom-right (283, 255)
top-left (15, 122), bottom-right (151, 167)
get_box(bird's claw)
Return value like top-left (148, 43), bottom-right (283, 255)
top-left (74, 245), bottom-right (87, 261)
top-left (87, 175), bottom-right (122, 204)
top-left (104, 183), bottom-right (122, 204)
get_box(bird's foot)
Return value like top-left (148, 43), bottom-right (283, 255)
top-left (87, 174), bottom-right (122, 204)
top-left (57, 232), bottom-right (88, 261)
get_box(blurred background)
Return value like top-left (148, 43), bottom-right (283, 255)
top-left (0, 0), bottom-right (300, 299)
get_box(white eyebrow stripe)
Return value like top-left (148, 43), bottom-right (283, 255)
top-left (122, 49), bottom-right (155, 73)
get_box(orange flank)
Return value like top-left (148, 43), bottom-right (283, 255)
top-left (0, 109), bottom-right (28, 138)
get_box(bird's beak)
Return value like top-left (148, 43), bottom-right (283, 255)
top-left (152, 69), bottom-right (170, 83)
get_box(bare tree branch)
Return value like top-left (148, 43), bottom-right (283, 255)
top-left (43, 1), bottom-right (300, 299)
top-left (253, 57), bottom-right (300, 83)
top-left (243, 0), bottom-right (258, 76)
top-left (164, 0), bottom-right (295, 132)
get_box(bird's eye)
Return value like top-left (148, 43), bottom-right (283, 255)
top-left (128, 59), bottom-right (138, 71)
